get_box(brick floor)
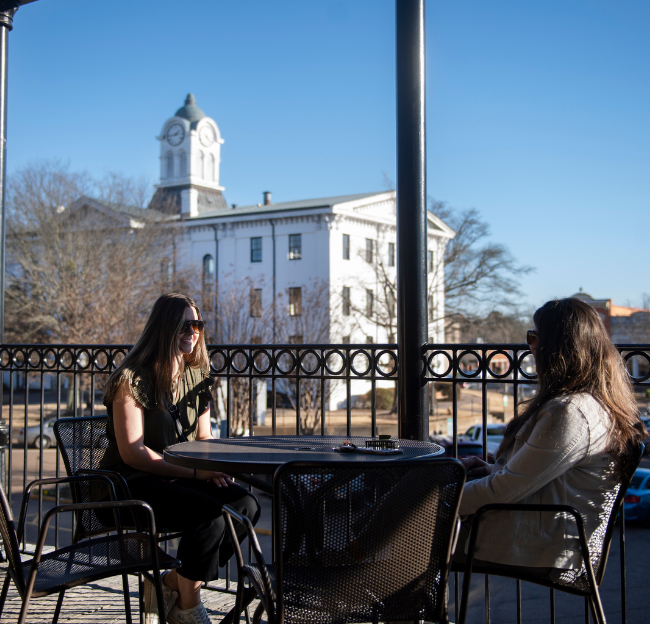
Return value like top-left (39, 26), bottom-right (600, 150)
top-left (0, 567), bottom-right (256, 624)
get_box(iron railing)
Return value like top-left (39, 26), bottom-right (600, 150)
top-left (1, 341), bottom-right (649, 624)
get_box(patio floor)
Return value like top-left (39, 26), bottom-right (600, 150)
top-left (0, 569), bottom-right (256, 624)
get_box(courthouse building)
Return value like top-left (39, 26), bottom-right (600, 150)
top-left (72, 94), bottom-right (455, 410)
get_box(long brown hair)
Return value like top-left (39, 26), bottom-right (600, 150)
top-left (498, 298), bottom-right (645, 477)
top-left (104, 293), bottom-right (209, 408)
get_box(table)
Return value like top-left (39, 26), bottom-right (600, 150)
top-left (164, 435), bottom-right (444, 494)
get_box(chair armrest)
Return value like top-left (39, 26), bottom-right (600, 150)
top-left (30, 500), bottom-right (160, 579)
top-left (74, 468), bottom-right (132, 500)
top-left (18, 475), bottom-right (119, 541)
top-left (464, 502), bottom-right (597, 590)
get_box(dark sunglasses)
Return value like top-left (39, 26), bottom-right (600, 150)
top-left (179, 319), bottom-right (205, 334)
top-left (526, 329), bottom-right (538, 345)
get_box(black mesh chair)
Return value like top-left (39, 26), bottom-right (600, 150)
top-left (456, 443), bottom-right (645, 624)
top-left (53, 415), bottom-right (181, 543)
top-left (0, 476), bottom-right (179, 624)
top-left (224, 458), bottom-right (466, 624)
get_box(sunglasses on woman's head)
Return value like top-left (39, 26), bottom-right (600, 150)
top-left (526, 330), bottom-right (538, 345)
top-left (179, 319), bottom-right (205, 334)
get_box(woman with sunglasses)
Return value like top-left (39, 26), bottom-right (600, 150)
top-left (100, 293), bottom-right (260, 624)
top-left (457, 297), bottom-right (645, 575)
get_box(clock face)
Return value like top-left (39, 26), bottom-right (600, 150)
top-left (167, 123), bottom-right (185, 146)
top-left (199, 125), bottom-right (215, 147)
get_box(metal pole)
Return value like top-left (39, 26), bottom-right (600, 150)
top-left (396, 0), bottom-right (428, 440)
top-left (0, 4), bottom-right (16, 344)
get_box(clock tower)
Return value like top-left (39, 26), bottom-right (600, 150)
top-left (149, 94), bottom-right (228, 216)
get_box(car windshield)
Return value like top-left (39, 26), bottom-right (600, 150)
top-left (630, 475), bottom-right (644, 489)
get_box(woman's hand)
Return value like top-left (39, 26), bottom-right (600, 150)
top-left (460, 456), bottom-right (491, 477)
top-left (195, 469), bottom-right (235, 487)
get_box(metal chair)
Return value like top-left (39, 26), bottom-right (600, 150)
top-left (224, 457), bottom-right (466, 624)
top-left (0, 476), bottom-right (179, 624)
top-left (456, 443), bottom-right (645, 624)
top-left (53, 415), bottom-right (181, 543)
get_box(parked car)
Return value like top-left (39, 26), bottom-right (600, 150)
top-left (461, 423), bottom-right (506, 456)
top-left (429, 435), bottom-right (486, 460)
top-left (17, 416), bottom-right (57, 448)
top-left (624, 468), bottom-right (650, 522)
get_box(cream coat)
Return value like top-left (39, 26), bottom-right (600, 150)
top-left (459, 393), bottom-right (618, 569)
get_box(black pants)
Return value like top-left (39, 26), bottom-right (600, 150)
top-left (127, 477), bottom-right (260, 582)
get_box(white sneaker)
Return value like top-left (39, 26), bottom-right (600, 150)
top-left (167, 601), bottom-right (211, 624)
top-left (143, 571), bottom-right (179, 623)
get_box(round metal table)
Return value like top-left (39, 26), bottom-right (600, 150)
top-left (164, 435), bottom-right (444, 493)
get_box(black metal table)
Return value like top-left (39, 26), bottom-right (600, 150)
top-left (164, 435), bottom-right (444, 494)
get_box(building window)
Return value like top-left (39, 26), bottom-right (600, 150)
top-left (289, 335), bottom-right (303, 344)
top-left (165, 152), bottom-right (174, 179)
top-left (251, 237), bottom-right (262, 262)
top-left (428, 250), bottom-right (434, 273)
top-left (210, 154), bottom-right (216, 181)
top-left (388, 242), bottom-right (395, 267)
top-left (342, 234), bottom-right (350, 260)
top-left (366, 289), bottom-right (374, 317)
top-left (199, 151), bottom-right (205, 178)
top-left (179, 151), bottom-right (187, 177)
top-left (366, 336), bottom-right (374, 344)
top-left (428, 294), bottom-right (434, 322)
top-left (342, 335), bottom-right (351, 344)
top-left (365, 238), bottom-right (374, 263)
top-left (289, 287), bottom-right (302, 316)
top-left (289, 234), bottom-right (302, 260)
top-left (342, 287), bottom-right (351, 316)
top-left (202, 255), bottom-right (214, 304)
top-left (250, 288), bottom-right (262, 318)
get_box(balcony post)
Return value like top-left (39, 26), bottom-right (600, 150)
top-left (396, 0), bottom-right (428, 440)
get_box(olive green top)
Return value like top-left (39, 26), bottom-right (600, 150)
top-left (100, 364), bottom-right (214, 482)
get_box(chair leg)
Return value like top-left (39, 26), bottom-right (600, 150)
top-left (122, 573), bottom-right (134, 624)
top-left (151, 568), bottom-right (167, 624)
top-left (589, 593), bottom-right (607, 624)
top-left (457, 566), bottom-right (473, 624)
top-left (252, 601), bottom-right (266, 624)
top-left (139, 573), bottom-right (146, 624)
top-left (0, 570), bottom-right (11, 618)
top-left (51, 590), bottom-right (65, 624)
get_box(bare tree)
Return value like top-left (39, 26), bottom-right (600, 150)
top-left (429, 199), bottom-right (533, 323)
top-left (211, 276), bottom-right (271, 436)
top-left (274, 279), bottom-right (337, 434)
top-left (4, 160), bottom-right (187, 345)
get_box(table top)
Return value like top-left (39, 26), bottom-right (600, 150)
top-left (163, 435), bottom-right (444, 476)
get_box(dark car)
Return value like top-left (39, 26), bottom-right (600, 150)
top-left (624, 467), bottom-right (650, 522)
top-left (429, 434), bottom-right (486, 460)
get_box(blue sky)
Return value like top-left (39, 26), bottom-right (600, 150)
top-left (7, 0), bottom-right (650, 311)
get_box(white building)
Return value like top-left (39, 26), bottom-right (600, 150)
top-left (75, 94), bottom-right (455, 410)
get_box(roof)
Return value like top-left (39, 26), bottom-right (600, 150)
top-left (195, 191), bottom-right (386, 218)
top-left (70, 197), bottom-right (171, 225)
top-left (174, 93), bottom-right (206, 125)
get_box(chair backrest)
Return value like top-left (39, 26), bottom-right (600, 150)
top-left (0, 484), bottom-right (25, 596)
top-left (53, 416), bottom-right (114, 538)
top-left (273, 458), bottom-right (465, 624)
top-left (592, 441), bottom-right (645, 585)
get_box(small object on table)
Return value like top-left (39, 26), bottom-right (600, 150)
top-left (365, 435), bottom-right (399, 450)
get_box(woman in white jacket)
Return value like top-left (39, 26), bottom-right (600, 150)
top-left (459, 297), bottom-right (645, 572)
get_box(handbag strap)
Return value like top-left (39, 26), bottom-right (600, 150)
top-left (168, 403), bottom-right (188, 443)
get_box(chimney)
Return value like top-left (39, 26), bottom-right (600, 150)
top-left (263, 191), bottom-right (272, 205)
